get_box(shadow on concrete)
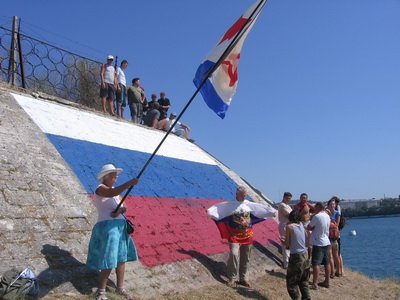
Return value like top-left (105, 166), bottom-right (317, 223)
top-left (253, 241), bottom-right (282, 267)
top-left (268, 239), bottom-right (281, 254)
top-left (177, 249), bottom-right (227, 284)
top-left (37, 244), bottom-right (106, 297)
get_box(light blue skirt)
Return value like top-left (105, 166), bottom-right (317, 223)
top-left (86, 219), bottom-right (138, 270)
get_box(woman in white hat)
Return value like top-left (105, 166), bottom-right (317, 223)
top-left (87, 164), bottom-right (139, 300)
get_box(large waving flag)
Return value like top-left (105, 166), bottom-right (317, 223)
top-left (193, 0), bottom-right (267, 119)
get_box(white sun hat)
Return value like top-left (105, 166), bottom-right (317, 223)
top-left (97, 164), bottom-right (123, 181)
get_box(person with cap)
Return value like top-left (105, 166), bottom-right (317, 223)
top-left (86, 164), bottom-right (139, 300)
top-left (100, 55), bottom-right (118, 116)
top-left (157, 91), bottom-right (171, 120)
top-left (127, 77), bottom-right (145, 124)
top-left (115, 60), bottom-right (128, 118)
top-left (168, 113), bottom-right (192, 141)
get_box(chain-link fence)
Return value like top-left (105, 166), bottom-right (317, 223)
top-left (0, 24), bottom-right (103, 109)
top-left (0, 26), bottom-right (12, 83)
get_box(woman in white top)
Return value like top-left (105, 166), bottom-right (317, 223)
top-left (86, 164), bottom-right (138, 300)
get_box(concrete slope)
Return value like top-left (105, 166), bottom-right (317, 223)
top-left (0, 89), bottom-right (280, 298)
top-left (0, 89), bottom-right (98, 295)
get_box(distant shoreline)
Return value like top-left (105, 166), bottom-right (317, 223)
top-left (348, 214), bottom-right (400, 220)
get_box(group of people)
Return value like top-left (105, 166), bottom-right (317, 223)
top-left (87, 164), bottom-right (277, 300)
top-left (99, 55), bottom-right (193, 142)
top-left (278, 192), bottom-right (344, 299)
top-left (86, 160), bottom-right (345, 300)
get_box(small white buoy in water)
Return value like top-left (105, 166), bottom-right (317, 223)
top-left (349, 230), bottom-right (357, 236)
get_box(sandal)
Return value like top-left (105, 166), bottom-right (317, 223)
top-left (96, 289), bottom-right (109, 300)
top-left (116, 287), bottom-right (134, 300)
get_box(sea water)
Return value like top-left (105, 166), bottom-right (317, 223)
top-left (340, 215), bottom-right (400, 279)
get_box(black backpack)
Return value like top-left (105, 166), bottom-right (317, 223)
top-left (0, 268), bottom-right (39, 299)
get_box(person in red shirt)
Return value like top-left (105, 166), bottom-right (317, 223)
top-left (294, 193), bottom-right (314, 222)
top-left (294, 193), bottom-right (315, 258)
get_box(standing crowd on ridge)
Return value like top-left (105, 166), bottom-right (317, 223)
top-left (99, 55), bottom-right (193, 142)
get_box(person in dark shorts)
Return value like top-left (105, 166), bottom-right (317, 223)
top-left (307, 202), bottom-right (331, 289)
top-left (99, 55), bottom-right (117, 115)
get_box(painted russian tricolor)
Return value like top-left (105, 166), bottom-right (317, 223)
top-left (193, 0), bottom-right (266, 119)
top-left (12, 92), bottom-right (278, 267)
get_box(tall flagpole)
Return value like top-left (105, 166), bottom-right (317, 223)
top-left (114, 0), bottom-right (267, 211)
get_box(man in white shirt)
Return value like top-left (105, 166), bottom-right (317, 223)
top-left (115, 60), bottom-right (128, 118)
top-left (99, 55), bottom-right (117, 115)
top-left (278, 192), bottom-right (292, 269)
top-left (307, 202), bottom-right (331, 289)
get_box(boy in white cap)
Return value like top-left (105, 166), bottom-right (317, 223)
top-left (100, 55), bottom-right (118, 116)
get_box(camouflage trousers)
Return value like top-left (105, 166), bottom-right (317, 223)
top-left (286, 252), bottom-right (311, 300)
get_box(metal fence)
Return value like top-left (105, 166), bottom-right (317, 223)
top-left (0, 23), bottom-right (102, 109)
top-left (0, 26), bottom-right (12, 83)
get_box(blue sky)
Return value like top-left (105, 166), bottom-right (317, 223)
top-left (2, 0), bottom-right (399, 202)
